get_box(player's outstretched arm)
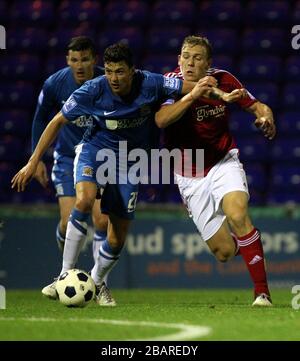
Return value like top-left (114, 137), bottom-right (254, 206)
top-left (11, 111), bottom-right (68, 192)
top-left (208, 87), bottom-right (248, 103)
top-left (156, 76), bottom-right (217, 128)
top-left (245, 101), bottom-right (276, 140)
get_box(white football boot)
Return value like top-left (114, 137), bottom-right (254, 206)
top-left (95, 282), bottom-right (116, 307)
top-left (252, 293), bottom-right (273, 307)
top-left (41, 279), bottom-right (58, 300)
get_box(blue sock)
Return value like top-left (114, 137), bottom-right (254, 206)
top-left (91, 239), bottom-right (123, 285)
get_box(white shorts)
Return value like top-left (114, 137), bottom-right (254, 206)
top-left (175, 149), bottom-right (249, 242)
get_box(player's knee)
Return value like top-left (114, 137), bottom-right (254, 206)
top-left (214, 244), bottom-right (235, 263)
top-left (75, 197), bottom-right (94, 213)
top-left (227, 211), bottom-right (247, 230)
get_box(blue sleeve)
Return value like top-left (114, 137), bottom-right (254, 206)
top-left (31, 79), bottom-right (56, 152)
top-left (61, 81), bottom-right (95, 122)
top-left (152, 72), bottom-right (183, 99)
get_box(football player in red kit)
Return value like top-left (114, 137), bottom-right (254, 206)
top-left (155, 35), bottom-right (276, 306)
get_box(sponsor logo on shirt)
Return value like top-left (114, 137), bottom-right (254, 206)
top-left (104, 110), bottom-right (117, 116)
top-left (163, 76), bottom-right (180, 90)
top-left (105, 117), bottom-right (147, 130)
top-left (196, 104), bottom-right (226, 122)
top-left (62, 95), bottom-right (77, 113)
top-left (73, 115), bottom-right (93, 127)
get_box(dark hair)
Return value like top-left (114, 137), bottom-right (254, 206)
top-left (103, 42), bottom-right (133, 68)
top-left (181, 35), bottom-right (212, 60)
top-left (67, 36), bottom-right (97, 57)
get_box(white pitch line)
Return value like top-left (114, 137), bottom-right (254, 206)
top-left (0, 317), bottom-right (211, 341)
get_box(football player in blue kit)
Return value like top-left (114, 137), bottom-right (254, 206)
top-left (12, 42), bottom-right (221, 306)
top-left (31, 36), bottom-right (110, 301)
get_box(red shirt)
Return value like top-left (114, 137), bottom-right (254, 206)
top-left (163, 67), bottom-right (257, 176)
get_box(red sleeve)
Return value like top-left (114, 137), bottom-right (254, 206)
top-left (218, 70), bottom-right (257, 109)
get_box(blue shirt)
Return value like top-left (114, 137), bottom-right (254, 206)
top-left (31, 66), bottom-right (104, 157)
top-left (61, 70), bottom-right (183, 152)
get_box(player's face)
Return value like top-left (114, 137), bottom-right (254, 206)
top-left (178, 44), bottom-right (211, 81)
top-left (105, 61), bottom-right (135, 96)
top-left (67, 49), bottom-right (97, 84)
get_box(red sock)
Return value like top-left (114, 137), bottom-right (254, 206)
top-left (237, 228), bottom-right (270, 296)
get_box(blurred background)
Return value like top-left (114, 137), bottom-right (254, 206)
top-left (0, 0), bottom-right (299, 289)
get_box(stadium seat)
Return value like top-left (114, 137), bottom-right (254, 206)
top-left (0, 136), bottom-right (23, 162)
top-left (282, 83), bottom-right (300, 109)
top-left (195, 28), bottom-right (238, 55)
top-left (104, 0), bottom-right (149, 26)
top-left (270, 165), bottom-right (300, 192)
top-left (58, 0), bottom-right (102, 25)
top-left (142, 55), bottom-right (177, 74)
top-left (212, 55), bottom-right (234, 73)
top-left (98, 27), bottom-right (143, 58)
top-left (230, 111), bottom-right (259, 136)
top-left (10, 1), bottom-right (55, 26)
top-left (44, 54), bottom-right (67, 77)
top-left (0, 110), bottom-right (30, 137)
top-left (0, 1), bottom-right (7, 15)
top-left (285, 56), bottom-right (300, 81)
top-left (242, 28), bottom-right (286, 55)
top-left (7, 28), bottom-right (48, 53)
top-left (197, 0), bottom-right (242, 26)
top-left (267, 192), bottom-right (300, 205)
top-left (0, 82), bottom-right (36, 109)
top-left (151, 0), bottom-right (195, 26)
top-left (249, 192), bottom-right (265, 206)
top-left (239, 55), bottom-right (282, 81)
top-left (245, 1), bottom-right (291, 26)
top-left (244, 164), bottom-right (267, 192)
top-left (246, 82), bottom-right (279, 108)
top-left (277, 112), bottom-right (300, 135)
top-left (0, 162), bottom-right (17, 189)
top-left (292, 0), bottom-right (300, 23)
top-left (147, 27), bottom-right (190, 54)
top-left (236, 136), bottom-right (269, 162)
top-left (0, 54), bottom-right (41, 81)
top-left (48, 26), bottom-right (96, 52)
top-left (270, 139), bottom-right (300, 162)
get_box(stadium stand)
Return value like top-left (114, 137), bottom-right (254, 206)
top-left (1, 0), bottom-right (299, 205)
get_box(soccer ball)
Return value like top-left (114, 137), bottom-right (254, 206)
top-left (56, 269), bottom-right (96, 307)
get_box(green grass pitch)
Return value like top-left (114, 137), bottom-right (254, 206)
top-left (0, 289), bottom-right (299, 341)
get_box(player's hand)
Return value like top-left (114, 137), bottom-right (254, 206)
top-left (222, 88), bottom-right (247, 103)
top-left (254, 116), bottom-right (276, 140)
top-left (34, 160), bottom-right (49, 188)
top-left (11, 160), bottom-right (38, 192)
top-left (191, 76), bottom-right (218, 99)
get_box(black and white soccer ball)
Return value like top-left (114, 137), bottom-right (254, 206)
top-left (56, 269), bottom-right (96, 307)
